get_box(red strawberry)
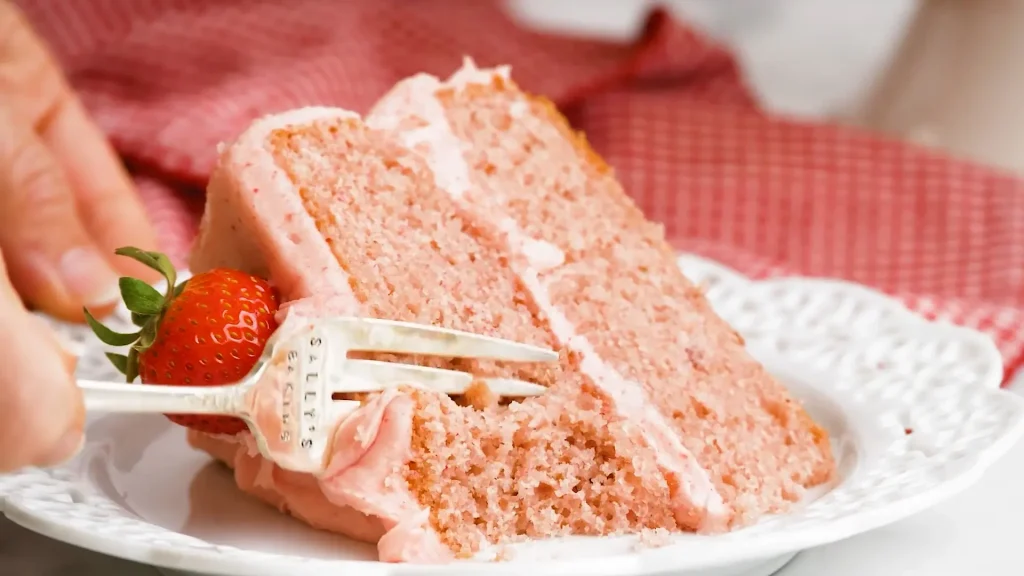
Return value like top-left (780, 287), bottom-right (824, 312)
top-left (86, 247), bottom-right (279, 435)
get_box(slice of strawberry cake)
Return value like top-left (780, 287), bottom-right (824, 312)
top-left (187, 59), bottom-right (835, 563)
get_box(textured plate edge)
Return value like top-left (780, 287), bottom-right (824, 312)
top-left (636, 390), bottom-right (1024, 572)
top-left (677, 254), bottom-right (1006, 390)
top-left (1, 503), bottom-right (645, 576)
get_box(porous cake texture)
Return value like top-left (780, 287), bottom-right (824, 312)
top-left (187, 59), bottom-right (835, 563)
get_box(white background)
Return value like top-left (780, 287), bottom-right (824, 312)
top-left (6, 1), bottom-right (1024, 574)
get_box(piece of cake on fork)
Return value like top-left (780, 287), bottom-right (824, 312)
top-left (187, 58), bottom-right (835, 563)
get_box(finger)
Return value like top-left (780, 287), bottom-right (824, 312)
top-left (0, 1), bottom-right (62, 124)
top-left (40, 91), bottom-right (161, 283)
top-left (0, 250), bottom-right (84, 472)
top-left (0, 100), bottom-right (121, 321)
top-left (0, 1), bottom-right (160, 283)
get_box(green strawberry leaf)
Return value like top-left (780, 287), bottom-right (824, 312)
top-left (114, 246), bottom-right (177, 295)
top-left (105, 352), bottom-right (129, 375)
top-left (130, 312), bottom-right (151, 327)
top-left (147, 252), bottom-right (177, 298)
top-left (83, 309), bottom-right (141, 347)
top-left (119, 277), bottom-right (165, 315)
top-left (113, 246), bottom-right (160, 270)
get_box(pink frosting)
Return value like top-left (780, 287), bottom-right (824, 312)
top-left (197, 388), bottom-right (452, 562)
top-left (321, 390), bottom-right (449, 562)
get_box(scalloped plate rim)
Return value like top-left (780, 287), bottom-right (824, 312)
top-left (676, 254), bottom-right (1006, 390)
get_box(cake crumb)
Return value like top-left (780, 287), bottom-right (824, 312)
top-left (636, 528), bottom-right (672, 550)
top-left (493, 545), bottom-right (516, 562)
top-left (462, 379), bottom-right (500, 410)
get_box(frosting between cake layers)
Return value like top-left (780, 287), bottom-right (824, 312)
top-left (377, 75), bottom-right (473, 200)
top-left (368, 59), bottom-right (729, 530)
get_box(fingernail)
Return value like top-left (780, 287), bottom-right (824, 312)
top-left (58, 247), bottom-right (120, 307)
top-left (36, 428), bottom-right (85, 468)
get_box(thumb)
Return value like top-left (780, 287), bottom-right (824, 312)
top-left (0, 251), bottom-right (84, 472)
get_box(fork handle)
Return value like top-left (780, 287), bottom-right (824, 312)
top-left (77, 380), bottom-right (244, 416)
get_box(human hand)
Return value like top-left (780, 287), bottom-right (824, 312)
top-left (0, 1), bottom-right (159, 470)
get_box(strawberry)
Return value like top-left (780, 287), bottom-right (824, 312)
top-left (86, 247), bottom-right (279, 435)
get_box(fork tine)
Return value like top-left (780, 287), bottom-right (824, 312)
top-left (477, 377), bottom-right (549, 397)
top-left (339, 359), bottom-right (547, 397)
top-left (326, 317), bottom-right (559, 363)
top-left (341, 359), bottom-right (470, 394)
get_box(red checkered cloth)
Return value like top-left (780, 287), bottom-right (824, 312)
top-left (16, 0), bottom-right (1024, 384)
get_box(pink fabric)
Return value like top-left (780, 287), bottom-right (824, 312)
top-left (16, 0), bottom-right (1024, 383)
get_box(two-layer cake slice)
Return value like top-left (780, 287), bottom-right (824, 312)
top-left (187, 60), bottom-right (835, 563)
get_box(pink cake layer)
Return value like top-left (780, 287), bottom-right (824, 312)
top-left (188, 60), bottom-right (835, 563)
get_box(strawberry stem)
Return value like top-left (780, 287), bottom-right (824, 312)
top-left (125, 347), bottom-right (140, 382)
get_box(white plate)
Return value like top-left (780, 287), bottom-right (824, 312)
top-left (2, 254), bottom-right (1023, 576)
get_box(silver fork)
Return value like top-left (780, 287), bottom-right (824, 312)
top-left (77, 316), bottom-right (556, 474)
